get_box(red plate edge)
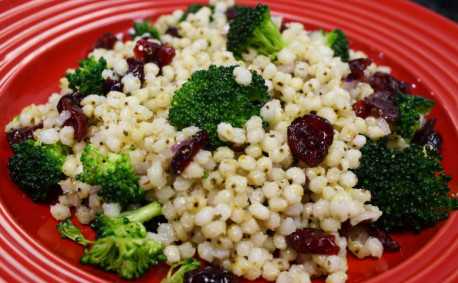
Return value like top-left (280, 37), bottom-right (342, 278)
top-left (0, 1), bottom-right (457, 282)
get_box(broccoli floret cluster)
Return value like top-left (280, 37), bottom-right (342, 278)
top-left (66, 56), bottom-right (107, 96)
top-left (76, 144), bottom-right (144, 206)
top-left (91, 201), bottom-right (162, 239)
top-left (352, 138), bottom-right (457, 232)
top-left (395, 92), bottom-right (435, 142)
top-left (319, 29), bottom-right (350, 62)
top-left (227, 4), bottom-right (289, 59)
top-left (168, 65), bottom-right (270, 148)
top-left (7, 140), bottom-right (69, 202)
top-left (130, 19), bottom-right (161, 39)
top-left (57, 202), bottom-right (166, 280)
top-left (179, 4), bottom-right (214, 22)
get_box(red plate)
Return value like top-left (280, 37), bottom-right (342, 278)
top-left (0, 0), bottom-right (457, 282)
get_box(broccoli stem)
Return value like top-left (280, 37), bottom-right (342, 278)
top-left (120, 201), bottom-right (162, 224)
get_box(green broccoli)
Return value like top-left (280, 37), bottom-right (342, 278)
top-left (319, 29), bottom-right (350, 62)
top-left (227, 4), bottom-right (289, 60)
top-left (161, 258), bottom-right (201, 283)
top-left (395, 92), bottom-right (435, 142)
top-left (91, 201), bottom-right (162, 239)
top-left (57, 217), bottom-right (166, 280)
top-left (66, 56), bottom-right (107, 96)
top-left (352, 138), bottom-right (457, 232)
top-left (75, 144), bottom-right (144, 206)
top-left (7, 140), bottom-right (69, 202)
top-left (168, 65), bottom-right (270, 148)
top-left (130, 19), bottom-right (161, 39)
top-left (179, 4), bottom-right (214, 22)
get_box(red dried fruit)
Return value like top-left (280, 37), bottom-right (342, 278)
top-left (171, 138), bottom-right (192, 154)
top-left (352, 100), bottom-right (372, 118)
top-left (102, 78), bottom-right (123, 94)
top-left (367, 223), bottom-right (401, 252)
top-left (157, 44), bottom-right (176, 67)
top-left (7, 121), bottom-right (43, 147)
top-left (225, 6), bottom-right (238, 21)
top-left (134, 39), bottom-right (160, 60)
top-left (93, 33), bottom-right (118, 50)
top-left (165, 27), bottom-right (181, 38)
top-left (280, 21), bottom-right (288, 33)
top-left (345, 58), bottom-right (372, 81)
top-left (370, 72), bottom-right (410, 94)
top-left (171, 131), bottom-right (210, 174)
top-left (287, 114), bottom-right (334, 167)
top-left (411, 118), bottom-right (443, 154)
top-left (365, 90), bottom-right (399, 122)
top-left (126, 57), bottom-right (145, 83)
top-left (184, 266), bottom-right (240, 283)
top-left (57, 93), bottom-right (88, 142)
top-left (133, 39), bottom-right (175, 70)
top-left (56, 92), bottom-right (84, 111)
top-left (339, 220), bottom-right (352, 239)
top-left (287, 228), bottom-right (340, 255)
top-left (342, 221), bottom-right (401, 252)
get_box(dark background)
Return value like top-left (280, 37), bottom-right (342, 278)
top-left (411, 0), bottom-right (458, 22)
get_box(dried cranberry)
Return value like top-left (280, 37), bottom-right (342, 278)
top-left (165, 27), bottom-right (181, 38)
top-left (134, 39), bottom-right (160, 60)
top-left (352, 101), bottom-right (371, 118)
top-left (367, 223), bottom-right (401, 252)
top-left (184, 266), bottom-right (239, 283)
top-left (126, 57), bottom-right (145, 83)
top-left (93, 33), bottom-right (118, 50)
top-left (370, 72), bottom-right (410, 94)
top-left (102, 78), bottom-right (123, 94)
top-left (345, 58), bottom-right (372, 81)
top-left (157, 44), bottom-right (176, 67)
top-left (287, 228), bottom-right (340, 255)
top-left (344, 221), bottom-right (401, 252)
top-left (171, 138), bottom-right (192, 154)
top-left (339, 220), bottom-right (352, 239)
top-left (287, 114), bottom-right (334, 167)
top-left (398, 81), bottom-right (411, 94)
top-left (56, 92), bottom-right (84, 111)
top-left (171, 131), bottom-right (210, 174)
top-left (57, 93), bottom-right (88, 142)
top-left (7, 121), bottom-right (43, 147)
top-left (365, 91), bottom-right (399, 122)
top-left (280, 21), bottom-right (288, 33)
top-left (411, 118), bottom-right (443, 154)
top-left (133, 39), bottom-right (175, 69)
top-left (225, 6), bottom-right (238, 21)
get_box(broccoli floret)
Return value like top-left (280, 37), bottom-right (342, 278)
top-left (395, 92), bottom-right (435, 142)
top-left (161, 258), bottom-right (201, 283)
top-left (130, 19), bottom-right (161, 39)
top-left (227, 4), bottom-right (289, 59)
top-left (75, 144), bottom-right (144, 206)
top-left (66, 56), bottom-right (107, 96)
top-left (7, 140), bottom-right (69, 202)
top-left (92, 201), bottom-right (162, 239)
top-left (352, 138), bottom-right (457, 232)
top-left (57, 217), bottom-right (166, 280)
top-left (179, 4), bottom-right (214, 22)
top-left (57, 218), bottom-right (88, 245)
top-left (168, 65), bottom-right (270, 148)
top-left (319, 29), bottom-right (350, 62)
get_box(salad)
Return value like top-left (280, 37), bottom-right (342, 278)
top-left (4, 0), bottom-right (457, 282)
